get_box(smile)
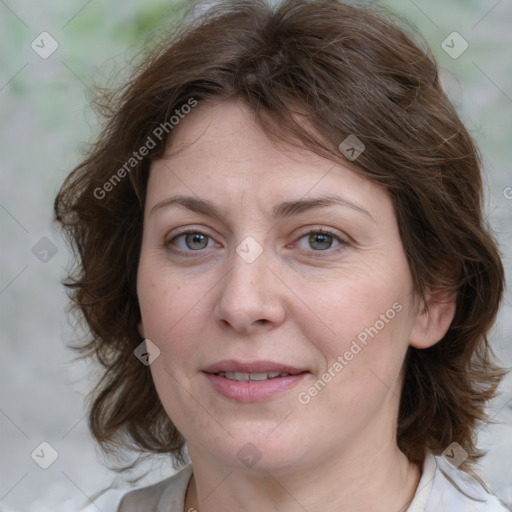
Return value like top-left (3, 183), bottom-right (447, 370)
top-left (216, 371), bottom-right (292, 381)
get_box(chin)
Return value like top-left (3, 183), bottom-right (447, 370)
top-left (190, 428), bottom-right (312, 474)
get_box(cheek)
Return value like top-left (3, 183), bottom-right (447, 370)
top-left (138, 266), bottom-right (209, 430)
top-left (137, 259), bottom-right (199, 362)
top-left (310, 275), bottom-right (407, 347)
top-left (295, 284), bottom-right (411, 432)
top-left (301, 265), bottom-right (414, 398)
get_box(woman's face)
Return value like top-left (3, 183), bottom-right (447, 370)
top-left (137, 99), bottom-right (426, 474)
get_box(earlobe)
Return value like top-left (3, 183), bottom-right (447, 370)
top-left (137, 321), bottom-right (145, 339)
top-left (409, 289), bottom-right (457, 349)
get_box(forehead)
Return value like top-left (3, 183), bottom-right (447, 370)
top-left (146, 99), bottom-right (391, 221)
top-left (164, 99), bottom-right (328, 176)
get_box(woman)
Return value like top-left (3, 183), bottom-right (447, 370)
top-left (54, 0), bottom-right (510, 510)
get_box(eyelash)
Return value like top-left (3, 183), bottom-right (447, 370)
top-left (165, 228), bottom-right (349, 257)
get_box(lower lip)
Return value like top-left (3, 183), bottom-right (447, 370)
top-left (203, 372), bottom-right (308, 402)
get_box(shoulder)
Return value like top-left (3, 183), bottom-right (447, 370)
top-left (424, 453), bottom-right (510, 511)
top-left (117, 464), bottom-right (193, 512)
top-left (77, 487), bottom-right (128, 512)
top-left (78, 464), bottom-right (193, 512)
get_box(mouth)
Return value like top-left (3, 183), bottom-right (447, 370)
top-left (202, 360), bottom-right (309, 402)
top-left (214, 371), bottom-right (299, 381)
top-left (202, 359), bottom-right (308, 374)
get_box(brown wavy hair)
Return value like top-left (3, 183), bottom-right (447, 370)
top-left (54, 0), bottom-right (507, 474)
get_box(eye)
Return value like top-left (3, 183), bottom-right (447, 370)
top-left (295, 229), bottom-right (346, 253)
top-left (168, 230), bottom-right (216, 252)
top-left (166, 227), bottom-right (348, 257)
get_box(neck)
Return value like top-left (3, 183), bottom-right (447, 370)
top-left (184, 442), bottom-right (421, 512)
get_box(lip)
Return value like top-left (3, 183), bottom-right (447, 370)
top-left (202, 359), bottom-right (309, 403)
top-left (202, 359), bottom-right (307, 375)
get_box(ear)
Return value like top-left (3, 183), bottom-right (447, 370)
top-left (409, 288), bottom-right (457, 349)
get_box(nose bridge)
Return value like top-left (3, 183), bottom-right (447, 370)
top-left (214, 239), bottom-right (285, 332)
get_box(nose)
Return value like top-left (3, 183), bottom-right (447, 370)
top-left (213, 244), bottom-right (286, 335)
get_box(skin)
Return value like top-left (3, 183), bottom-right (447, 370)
top-left (136, 99), bottom-right (456, 512)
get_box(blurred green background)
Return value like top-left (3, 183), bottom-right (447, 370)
top-left (1, 1), bottom-right (511, 510)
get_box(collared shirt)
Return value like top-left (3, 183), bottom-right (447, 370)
top-left (81, 452), bottom-right (510, 511)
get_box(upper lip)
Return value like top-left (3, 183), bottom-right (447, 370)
top-left (202, 360), bottom-right (308, 375)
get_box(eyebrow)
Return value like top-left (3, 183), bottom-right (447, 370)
top-left (150, 194), bottom-right (375, 222)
